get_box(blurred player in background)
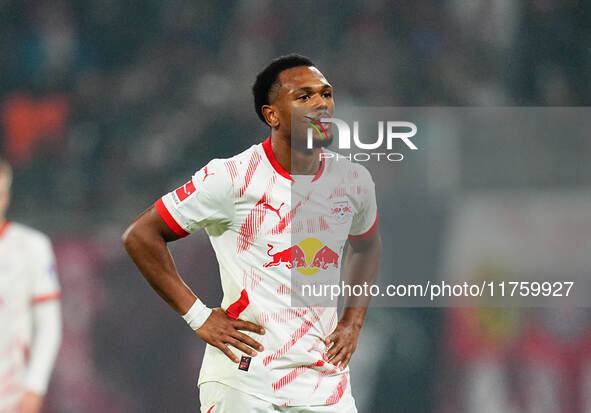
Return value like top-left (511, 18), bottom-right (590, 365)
top-left (0, 159), bottom-right (62, 413)
top-left (123, 54), bottom-right (381, 412)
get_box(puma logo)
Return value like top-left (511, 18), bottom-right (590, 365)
top-left (263, 202), bottom-right (284, 219)
top-left (203, 166), bottom-right (215, 182)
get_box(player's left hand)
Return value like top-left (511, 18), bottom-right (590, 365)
top-left (323, 321), bottom-right (361, 370)
top-left (18, 391), bottom-right (43, 413)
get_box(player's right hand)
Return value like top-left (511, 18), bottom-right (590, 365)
top-left (195, 308), bottom-right (265, 363)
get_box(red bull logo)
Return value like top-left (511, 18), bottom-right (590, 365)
top-left (264, 244), bottom-right (306, 269)
top-left (264, 238), bottom-right (339, 275)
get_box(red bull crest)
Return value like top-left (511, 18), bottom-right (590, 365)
top-left (331, 200), bottom-right (353, 224)
top-left (264, 238), bottom-right (339, 275)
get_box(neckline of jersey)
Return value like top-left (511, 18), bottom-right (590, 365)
top-left (261, 137), bottom-right (325, 182)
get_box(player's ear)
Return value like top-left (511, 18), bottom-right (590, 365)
top-left (262, 105), bottom-right (279, 128)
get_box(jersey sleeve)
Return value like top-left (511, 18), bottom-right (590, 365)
top-left (155, 158), bottom-right (234, 237)
top-left (31, 235), bottom-right (61, 305)
top-left (348, 165), bottom-right (378, 241)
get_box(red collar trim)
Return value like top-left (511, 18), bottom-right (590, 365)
top-left (311, 155), bottom-right (325, 182)
top-left (0, 221), bottom-right (10, 238)
top-left (262, 137), bottom-right (292, 181)
top-left (262, 137), bottom-right (325, 182)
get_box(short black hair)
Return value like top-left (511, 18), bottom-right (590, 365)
top-left (252, 54), bottom-right (315, 124)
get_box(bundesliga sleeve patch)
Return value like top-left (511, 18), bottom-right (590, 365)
top-left (238, 355), bottom-right (252, 371)
top-left (174, 180), bottom-right (197, 203)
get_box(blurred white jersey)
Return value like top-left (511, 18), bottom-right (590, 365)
top-left (0, 222), bottom-right (60, 410)
top-left (156, 138), bottom-right (377, 406)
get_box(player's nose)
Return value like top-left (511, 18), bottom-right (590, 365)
top-left (311, 93), bottom-right (329, 109)
top-left (312, 105), bottom-right (330, 119)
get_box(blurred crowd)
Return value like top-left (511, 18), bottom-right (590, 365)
top-left (2, 0), bottom-right (590, 234)
top-left (1, 1), bottom-right (590, 412)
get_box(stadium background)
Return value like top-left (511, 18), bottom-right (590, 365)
top-left (1, 1), bottom-right (590, 412)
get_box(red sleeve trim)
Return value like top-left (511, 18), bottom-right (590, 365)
top-left (32, 292), bottom-right (61, 304)
top-left (154, 198), bottom-right (189, 238)
top-left (226, 289), bottom-right (250, 320)
top-left (348, 213), bottom-right (378, 242)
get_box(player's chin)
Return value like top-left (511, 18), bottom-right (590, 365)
top-left (311, 134), bottom-right (333, 148)
top-left (291, 134), bottom-right (333, 151)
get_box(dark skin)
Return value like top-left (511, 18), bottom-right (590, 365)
top-left (323, 230), bottom-right (381, 369)
top-left (122, 65), bottom-right (382, 369)
top-left (122, 208), bottom-right (265, 363)
top-left (262, 66), bottom-right (335, 175)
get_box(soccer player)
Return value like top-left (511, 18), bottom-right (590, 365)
top-left (122, 54), bottom-right (381, 412)
top-left (0, 159), bottom-right (62, 413)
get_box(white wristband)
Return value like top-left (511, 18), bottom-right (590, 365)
top-left (182, 299), bottom-right (212, 331)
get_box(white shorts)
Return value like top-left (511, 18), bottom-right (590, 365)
top-left (199, 381), bottom-right (358, 413)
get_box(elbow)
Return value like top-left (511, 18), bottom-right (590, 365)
top-left (121, 220), bottom-right (164, 254)
top-left (122, 208), bottom-right (169, 255)
top-left (121, 223), bottom-right (138, 251)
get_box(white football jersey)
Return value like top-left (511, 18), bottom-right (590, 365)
top-left (156, 137), bottom-right (377, 406)
top-left (0, 222), bottom-right (60, 409)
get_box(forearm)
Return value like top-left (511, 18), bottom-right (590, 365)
top-left (340, 306), bottom-right (367, 330)
top-left (24, 301), bottom-right (62, 395)
top-left (122, 222), bottom-right (196, 314)
top-left (341, 240), bottom-right (381, 311)
top-left (323, 235), bottom-right (381, 367)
